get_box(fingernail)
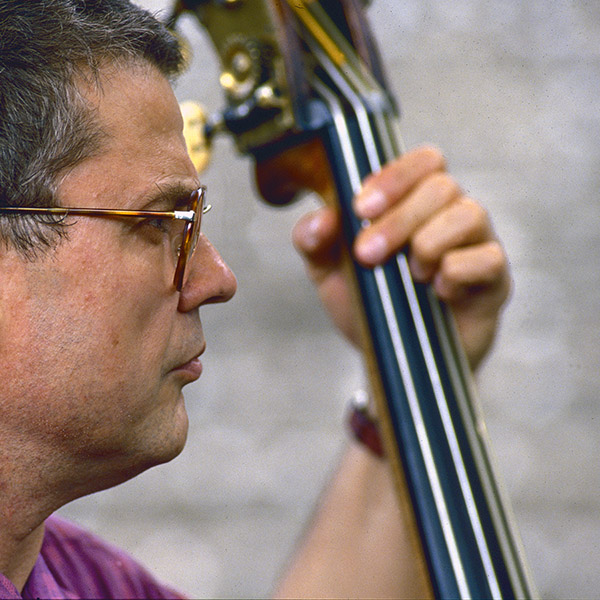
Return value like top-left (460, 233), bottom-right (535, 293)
top-left (354, 187), bottom-right (386, 218)
top-left (356, 233), bottom-right (388, 264)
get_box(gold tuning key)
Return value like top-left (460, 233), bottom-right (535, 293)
top-left (180, 100), bottom-right (211, 174)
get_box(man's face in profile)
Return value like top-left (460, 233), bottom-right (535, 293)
top-left (0, 62), bottom-right (235, 496)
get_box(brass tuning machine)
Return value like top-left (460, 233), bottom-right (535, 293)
top-left (180, 100), bottom-right (225, 174)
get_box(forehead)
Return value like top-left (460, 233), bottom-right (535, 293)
top-left (57, 62), bottom-right (198, 208)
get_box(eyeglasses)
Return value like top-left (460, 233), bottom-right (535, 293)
top-left (0, 186), bottom-right (209, 292)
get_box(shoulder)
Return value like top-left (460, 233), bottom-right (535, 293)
top-left (40, 515), bottom-right (183, 599)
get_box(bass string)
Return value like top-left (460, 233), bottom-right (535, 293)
top-left (362, 49), bottom-right (534, 596)
top-left (361, 70), bottom-right (505, 599)
top-left (309, 63), bottom-right (475, 600)
top-left (304, 18), bottom-right (510, 599)
top-left (289, 4), bottom-right (539, 597)
top-left (369, 57), bottom-right (535, 600)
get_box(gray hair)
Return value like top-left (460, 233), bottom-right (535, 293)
top-left (0, 0), bottom-right (184, 256)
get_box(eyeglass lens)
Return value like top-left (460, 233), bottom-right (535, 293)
top-left (173, 187), bottom-right (204, 291)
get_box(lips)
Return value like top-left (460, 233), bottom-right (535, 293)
top-left (171, 344), bottom-right (205, 381)
top-left (174, 356), bottom-right (203, 380)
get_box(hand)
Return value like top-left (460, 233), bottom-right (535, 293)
top-left (292, 146), bottom-right (511, 369)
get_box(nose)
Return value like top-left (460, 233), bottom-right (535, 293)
top-left (177, 234), bottom-right (237, 312)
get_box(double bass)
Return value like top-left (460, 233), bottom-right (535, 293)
top-left (166, 1), bottom-right (537, 597)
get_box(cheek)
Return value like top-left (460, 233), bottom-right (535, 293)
top-left (24, 253), bottom-right (177, 401)
top-left (73, 272), bottom-right (177, 376)
top-left (8, 286), bottom-right (179, 449)
top-left (1, 227), bottom-right (185, 459)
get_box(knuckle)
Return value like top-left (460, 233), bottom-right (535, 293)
top-left (411, 229), bottom-right (439, 264)
top-left (428, 171), bottom-right (461, 200)
top-left (439, 253), bottom-right (463, 283)
top-left (418, 145), bottom-right (447, 171)
top-left (459, 197), bottom-right (489, 231)
top-left (485, 241), bottom-right (508, 275)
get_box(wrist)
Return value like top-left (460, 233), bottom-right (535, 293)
top-left (348, 390), bottom-right (384, 458)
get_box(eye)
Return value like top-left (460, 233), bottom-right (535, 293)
top-left (135, 217), bottom-right (173, 247)
top-left (140, 216), bottom-right (187, 256)
top-left (145, 217), bottom-right (170, 233)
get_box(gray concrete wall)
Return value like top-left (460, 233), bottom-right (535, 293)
top-left (60, 1), bottom-right (600, 597)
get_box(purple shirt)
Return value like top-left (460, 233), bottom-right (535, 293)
top-left (0, 515), bottom-right (183, 599)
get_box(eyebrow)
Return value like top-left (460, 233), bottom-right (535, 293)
top-left (140, 182), bottom-right (198, 210)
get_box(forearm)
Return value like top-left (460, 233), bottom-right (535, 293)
top-left (274, 441), bottom-right (432, 599)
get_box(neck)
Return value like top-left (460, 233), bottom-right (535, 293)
top-left (0, 432), bottom-right (151, 593)
top-left (0, 507), bottom-right (46, 592)
top-left (0, 439), bottom-right (70, 591)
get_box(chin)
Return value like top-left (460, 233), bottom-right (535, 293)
top-left (157, 421), bottom-right (189, 465)
top-left (57, 398), bottom-right (191, 502)
top-left (117, 396), bottom-right (191, 478)
top-left (107, 425), bottom-right (189, 490)
top-left (149, 403), bottom-right (190, 466)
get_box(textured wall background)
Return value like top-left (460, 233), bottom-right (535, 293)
top-left (60, 1), bottom-right (600, 598)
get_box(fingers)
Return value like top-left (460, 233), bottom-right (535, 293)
top-left (354, 170), bottom-right (462, 266)
top-left (295, 146), bottom-right (451, 268)
top-left (293, 145), bottom-right (509, 305)
top-left (440, 241), bottom-right (512, 368)
top-left (353, 147), bottom-right (456, 267)
top-left (354, 146), bottom-right (447, 219)
top-left (431, 241), bottom-right (510, 306)
top-left (292, 206), bottom-right (341, 285)
top-left (408, 196), bottom-right (492, 281)
top-left (350, 146), bottom-right (509, 307)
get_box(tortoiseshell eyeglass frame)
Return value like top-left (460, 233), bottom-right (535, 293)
top-left (0, 186), bottom-right (209, 292)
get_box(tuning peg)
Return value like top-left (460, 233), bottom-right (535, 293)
top-left (179, 100), bottom-right (211, 174)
